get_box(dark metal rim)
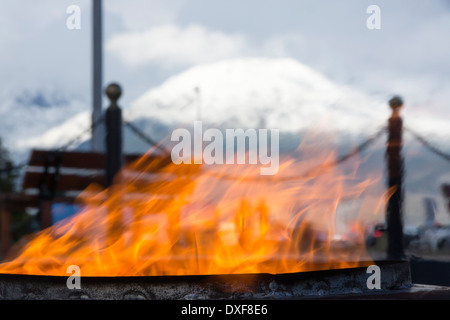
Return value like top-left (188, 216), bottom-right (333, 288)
top-left (0, 260), bottom-right (407, 282)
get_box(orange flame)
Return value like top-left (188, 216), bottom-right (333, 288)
top-left (0, 138), bottom-right (386, 276)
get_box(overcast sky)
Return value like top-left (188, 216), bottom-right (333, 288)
top-left (0, 0), bottom-right (449, 121)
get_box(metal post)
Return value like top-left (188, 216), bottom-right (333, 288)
top-left (386, 96), bottom-right (405, 260)
top-left (91, 0), bottom-right (104, 152)
top-left (105, 83), bottom-right (123, 187)
top-left (40, 201), bottom-right (53, 230)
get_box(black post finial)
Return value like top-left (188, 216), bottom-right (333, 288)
top-left (389, 95), bottom-right (404, 112)
top-left (106, 83), bottom-right (122, 108)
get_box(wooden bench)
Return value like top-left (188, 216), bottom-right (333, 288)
top-left (0, 149), bottom-right (200, 257)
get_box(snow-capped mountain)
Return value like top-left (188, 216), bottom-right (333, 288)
top-left (127, 57), bottom-right (390, 135)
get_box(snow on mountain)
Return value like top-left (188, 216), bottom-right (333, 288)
top-left (126, 57), bottom-right (390, 135)
top-left (16, 111), bottom-right (91, 152)
top-left (0, 86), bottom-right (88, 160)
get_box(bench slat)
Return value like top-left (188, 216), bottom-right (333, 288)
top-left (28, 150), bottom-right (146, 170)
top-left (22, 172), bottom-right (197, 194)
top-left (23, 172), bottom-right (106, 191)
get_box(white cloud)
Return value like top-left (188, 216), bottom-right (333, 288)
top-left (106, 24), bottom-right (250, 69)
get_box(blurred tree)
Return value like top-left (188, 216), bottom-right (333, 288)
top-left (0, 139), bottom-right (36, 246)
top-left (0, 139), bottom-right (17, 193)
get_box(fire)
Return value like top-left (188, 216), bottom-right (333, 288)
top-left (0, 137), bottom-right (386, 276)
